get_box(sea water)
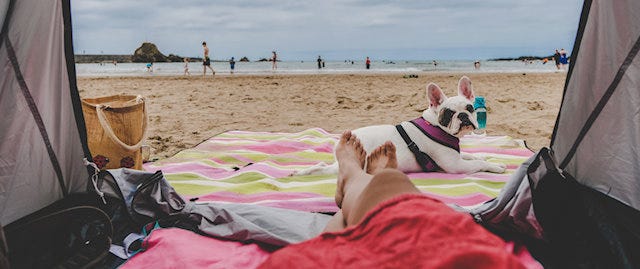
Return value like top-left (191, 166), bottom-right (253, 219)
top-left (75, 60), bottom-right (563, 77)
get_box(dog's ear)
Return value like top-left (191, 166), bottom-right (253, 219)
top-left (457, 76), bottom-right (475, 101)
top-left (427, 83), bottom-right (447, 108)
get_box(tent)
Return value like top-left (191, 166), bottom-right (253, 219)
top-left (1, 0), bottom-right (639, 267)
top-left (0, 0), bottom-right (91, 225)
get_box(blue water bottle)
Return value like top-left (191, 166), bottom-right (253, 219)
top-left (473, 96), bottom-right (487, 134)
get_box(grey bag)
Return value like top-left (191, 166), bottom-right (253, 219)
top-left (470, 153), bottom-right (543, 239)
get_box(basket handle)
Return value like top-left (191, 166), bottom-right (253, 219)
top-left (95, 96), bottom-right (148, 151)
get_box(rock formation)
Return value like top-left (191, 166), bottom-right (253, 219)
top-left (132, 42), bottom-right (168, 63)
top-left (239, 57), bottom-right (250, 62)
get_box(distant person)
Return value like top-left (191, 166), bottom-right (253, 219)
top-left (317, 56), bottom-right (323, 69)
top-left (553, 49), bottom-right (561, 70)
top-left (113, 60), bottom-right (117, 66)
top-left (365, 57), bottom-right (371, 69)
top-left (322, 60), bottom-right (325, 68)
top-left (433, 60), bottom-right (438, 69)
top-left (183, 58), bottom-right (190, 76)
top-left (202, 41), bottom-right (215, 77)
top-left (230, 57), bottom-right (236, 74)
top-left (542, 58), bottom-right (549, 64)
top-left (474, 60), bottom-right (480, 70)
top-left (146, 62), bottom-right (153, 73)
top-left (559, 48), bottom-right (568, 69)
top-left (271, 51), bottom-right (278, 70)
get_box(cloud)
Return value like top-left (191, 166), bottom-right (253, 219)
top-left (71, 0), bottom-right (583, 60)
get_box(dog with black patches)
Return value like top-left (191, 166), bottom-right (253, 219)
top-left (295, 76), bottom-right (506, 176)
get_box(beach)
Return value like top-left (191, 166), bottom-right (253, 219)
top-left (77, 72), bottom-right (566, 160)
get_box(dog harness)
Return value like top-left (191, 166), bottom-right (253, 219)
top-left (395, 117), bottom-right (460, 172)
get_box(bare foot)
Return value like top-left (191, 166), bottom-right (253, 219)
top-left (366, 141), bottom-right (398, 174)
top-left (335, 131), bottom-right (366, 208)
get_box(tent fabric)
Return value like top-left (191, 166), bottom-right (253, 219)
top-left (551, 0), bottom-right (640, 211)
top-left (0, 0), bottom-right (89, 225)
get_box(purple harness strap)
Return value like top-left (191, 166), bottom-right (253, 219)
top-left (395, 118), bottom-right (460, 172)
top-left (409, 117), bottom-right (460, 152)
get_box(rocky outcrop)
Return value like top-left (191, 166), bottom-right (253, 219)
top-left (167, 54), bottom-right (185, 62)
top-left (239, 57), bottom-right (250, 62)
top-left (132, 42), bottom-right (167, 63)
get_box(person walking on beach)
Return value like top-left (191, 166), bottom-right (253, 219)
top-left (146, 62), bottom-right (153, 73)
top-left (271, 51), bottom-right (278, 70)
top-left (202, 41), bottom-right (215, 78)
top-left (230, 57), bottom-right (236, 74)
top-left (365, 57), bottom-right (371, 69)
top-left (553, 49), bottom-right (561, 70)
top-left (317, 56), bottom-right (323, 69)
top-left (183, 58), bottom-right (191, 76)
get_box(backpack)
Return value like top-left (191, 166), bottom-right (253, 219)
top-left (471, 148), bottom-right (640, 268)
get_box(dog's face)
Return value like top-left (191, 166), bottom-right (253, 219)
top-left (422, 76), bottom-right (478, 137)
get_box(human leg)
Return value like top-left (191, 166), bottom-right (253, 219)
top-left (329, 132), bottom-right (421, 229)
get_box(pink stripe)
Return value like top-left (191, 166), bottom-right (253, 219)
top-left (195, 141), bottom-right (335, 154)
top-left (195, 191), bottom-right (326, 203)
top-left (421, 192), bottom-right (493, 206)
top-left (228, 154), bottom-right (255, 163)
top-left (159, 163), bottom-right (293, 179)
top-left (144, 162), bottom-right (226, 174)
top-left (191, 191), bottom-right (491, 212)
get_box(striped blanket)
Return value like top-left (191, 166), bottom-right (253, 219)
top-left (144, 128), bottom-right (533, 213)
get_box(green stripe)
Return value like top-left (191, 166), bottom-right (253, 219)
top-left (170, 181), bottom-right (336, 196)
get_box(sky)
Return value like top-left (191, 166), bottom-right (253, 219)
top-left (71, 0), bottom-right (584, 61)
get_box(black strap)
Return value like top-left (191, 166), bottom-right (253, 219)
top-left (395, 124), bottom-right (438, 172)
top-left (5, 38), bottom-right (68, 196)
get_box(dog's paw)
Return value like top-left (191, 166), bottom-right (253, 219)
top-left (485, 162), bottom-right (507, 173)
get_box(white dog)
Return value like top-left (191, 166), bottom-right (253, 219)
top-left (295, 76), bottom-right (506, 175)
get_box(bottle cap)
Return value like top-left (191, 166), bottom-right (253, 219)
top-left (474, 96), bottom-right (486, 109)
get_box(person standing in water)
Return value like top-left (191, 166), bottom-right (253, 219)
top-left (230, 57), bottom-right (236, 74)
top-left (271, 51), bottom-right (278, 70)
top-left (202, 42), bottom-right (215, 78)
top-left (365, 57), bottom-right (371, 69)
top-left (317, 56), bottom-right (323, 69)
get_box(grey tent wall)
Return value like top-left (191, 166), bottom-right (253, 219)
top-left (550, 0), bottom-right (640, 211)
top-left (0, 0), bottom-right (91, 225)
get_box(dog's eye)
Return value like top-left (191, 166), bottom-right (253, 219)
top-left (466, 104), bottom-right (474, 113)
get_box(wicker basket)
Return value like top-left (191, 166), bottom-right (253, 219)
top-left (82, 95), bottom-right (147, 170)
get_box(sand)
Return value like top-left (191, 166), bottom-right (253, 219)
top-left (77, 72), bottom-right (566, 160)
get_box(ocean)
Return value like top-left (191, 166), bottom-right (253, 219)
top-left (75, 60), bottom-right (564, 77)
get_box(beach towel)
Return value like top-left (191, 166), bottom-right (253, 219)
top-left (121, 228), bottom-right (271, 269)
top-left (144, 128), bottom-right (533, 213)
